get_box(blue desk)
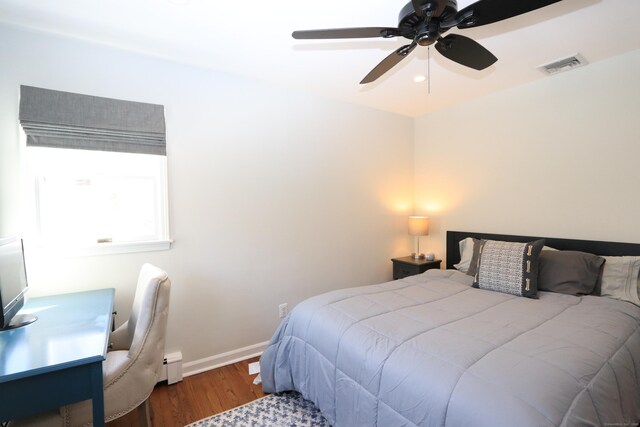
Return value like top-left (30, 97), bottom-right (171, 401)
top-left (0, 289), bottom-right (114, 426)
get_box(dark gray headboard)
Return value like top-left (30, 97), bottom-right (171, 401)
top-left (446, 230), bottom-right (640, 270)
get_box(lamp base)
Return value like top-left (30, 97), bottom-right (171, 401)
top-left (411, 252), bottom-right (425, 260)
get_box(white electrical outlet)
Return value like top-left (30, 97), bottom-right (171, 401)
top-left (278, 303), bottom-right (288, 318)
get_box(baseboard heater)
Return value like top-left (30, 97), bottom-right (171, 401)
top-left (158, 351), bottom-right (183, 385)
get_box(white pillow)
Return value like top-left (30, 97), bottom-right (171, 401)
top-left (454, 237), bottom-right (475, 273)
top-left (600, 256), bottom-right (640, 306)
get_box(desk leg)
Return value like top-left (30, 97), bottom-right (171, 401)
top-left (90, 362), bottom-right (105, 427)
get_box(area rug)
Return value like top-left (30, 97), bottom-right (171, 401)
top-left (186, 391), bottom-right (331, 427)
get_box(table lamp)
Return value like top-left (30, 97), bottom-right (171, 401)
top-left (408, 216), bottom-right (429, 259)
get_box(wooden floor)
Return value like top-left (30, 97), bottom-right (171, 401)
top-left (107, 356), bottom-right (266, 427)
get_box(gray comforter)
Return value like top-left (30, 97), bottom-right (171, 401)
top-left (260, 269), bottom-right (640, 426)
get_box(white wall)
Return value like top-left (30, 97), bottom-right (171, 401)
top-left (0, 24), bottom-right (414, 365)
top-left (415, 49), bottom-right (640, 264)
top-left (4, 21), bottom-right (638, 371)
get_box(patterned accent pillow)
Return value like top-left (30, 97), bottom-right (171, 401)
top-left (472, 239), bottom-right (545, 298)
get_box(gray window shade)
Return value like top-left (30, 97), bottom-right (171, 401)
top-left (19, 85), bottom-right (166, 155)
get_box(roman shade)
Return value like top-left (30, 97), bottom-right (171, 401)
top-left (19, 85), bottom-right (166, 155)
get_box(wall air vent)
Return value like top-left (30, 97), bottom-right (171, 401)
top-left (538, 54), bottom-right (588, 75)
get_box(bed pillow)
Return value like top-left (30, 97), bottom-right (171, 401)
top-left (538, 251), bottom-right (605, 296)
top-left (466, 239), bottom-right (481, 277)
top-left (467, 240), bottom-right (555, 277)
top-left (472, 239), bottom-right (545, 298)
top-left (599, 256), bottom-right (640, 306)
top-left (454, 237), bottom-right (478, 274)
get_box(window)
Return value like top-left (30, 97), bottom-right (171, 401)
top-left (25, 147), bottom-right (170, 254)
top-left (18, 85), bottom-right (170, 255)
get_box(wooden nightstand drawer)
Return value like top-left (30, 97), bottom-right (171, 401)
top-left (391, 257), bottom-right (442, 280)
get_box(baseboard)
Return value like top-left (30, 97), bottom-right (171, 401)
top-left (182, 340), bottom-right (270, 378)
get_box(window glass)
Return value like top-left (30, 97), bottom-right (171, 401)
top-left (25, 147), bottom-right (170, 253)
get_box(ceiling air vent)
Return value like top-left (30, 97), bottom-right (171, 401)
top-left (538, 54), bottom-right (588, 75)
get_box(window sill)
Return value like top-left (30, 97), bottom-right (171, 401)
top-left (34, 240), bottom-right (172, 257)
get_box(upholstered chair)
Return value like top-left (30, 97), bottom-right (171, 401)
top-left (11, 263), bottom-right (171, 427)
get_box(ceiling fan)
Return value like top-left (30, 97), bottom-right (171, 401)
top-left (292, 0), bottom-right (562, 84)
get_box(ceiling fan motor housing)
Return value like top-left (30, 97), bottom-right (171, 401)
top-left (398, 0), bottom-right (458, 45)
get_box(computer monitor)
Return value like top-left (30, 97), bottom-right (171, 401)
top-left (0, 236), bottom-right (37, 330)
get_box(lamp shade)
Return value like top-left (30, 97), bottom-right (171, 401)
top-left (408, 216), bottom-right (429, 236)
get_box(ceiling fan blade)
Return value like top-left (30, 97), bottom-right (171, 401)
top-left (435, 34), bottom-right (497, 70)
top-left (292, 27), bottom-right (400, 39)
top-left (456, 0), bottom-right (562, 29)
top-left (360, 42), bottom-right (417, 84)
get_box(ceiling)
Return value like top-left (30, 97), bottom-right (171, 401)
top-left (1, 0), bottom-right (639, 117)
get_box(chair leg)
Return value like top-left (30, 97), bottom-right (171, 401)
top-left (137, 399), bottom-right (151, 427)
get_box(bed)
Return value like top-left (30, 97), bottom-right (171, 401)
top-left (260, 231), bottom-right (640, 426)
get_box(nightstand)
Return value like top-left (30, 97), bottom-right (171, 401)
top-left (391, 256), bottom-right (442, 280)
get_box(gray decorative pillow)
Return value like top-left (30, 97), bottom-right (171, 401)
top-left (538, 250), bottom-right (605, 296)
top-left (472, 239), bottom-right (545, 298)
top-left (466, 238), bottom-right (482, 277)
